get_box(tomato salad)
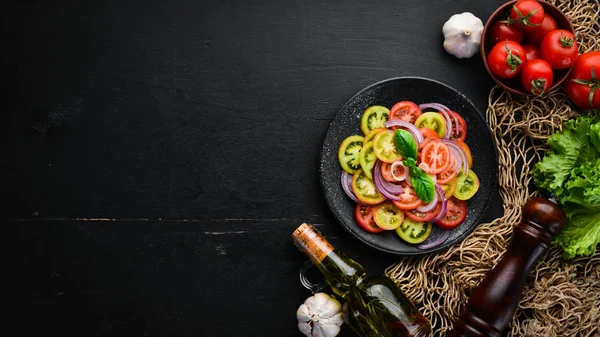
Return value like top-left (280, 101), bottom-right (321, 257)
top-left (338, 101), bottom-right (479, 249)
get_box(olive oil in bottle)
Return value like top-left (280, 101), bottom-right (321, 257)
top-left (292, 223), bottom-right (430, 337)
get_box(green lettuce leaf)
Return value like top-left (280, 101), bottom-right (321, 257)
top-left (553, 207), bottom-right (600, 259)
top-left (532, 114), bottom-right (600, 258)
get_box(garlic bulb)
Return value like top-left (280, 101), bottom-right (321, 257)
top-left (442, 12), bottom-right (484, 59)
top-left (297, 293), bottom-right (343, 337)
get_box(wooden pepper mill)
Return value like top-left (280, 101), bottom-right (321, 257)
top-left (448, 197), bottom-right (567, 337)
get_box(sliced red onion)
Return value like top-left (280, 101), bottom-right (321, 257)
top-left (416, 188), bottom-right (439, 212)
top-left (446, 145), bottom-right (461, 173)
top-left (416, 227), bottom-right (450, 250)
top-left (373, 161), bottom-right (403, 201)
top-left (341, 171), bottom-right (359, 203)
top-left (390, 161), bottom-right (409, 181)
top-left (383, 120), bottom-right (424, 144)
top-left (419, 103), bottom-right (454, 139)
top-left (441, 139), bottom-right (469, 174)
top-left (429, 184), bottom-right (448, 223)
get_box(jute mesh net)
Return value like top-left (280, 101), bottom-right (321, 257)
top-left (385, 1), bottom-right (600, 336)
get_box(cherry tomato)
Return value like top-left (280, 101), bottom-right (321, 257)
top-left (419, 127), bottom-right (440, 150)
top-left (435, 197), bottom-right (467, 229)
top-left (488, 41), bottom-right (527, 79)
top-left (405, 202), bottom-right (442, 222)
top-left (488, 21), bottom-right (524, 45)
top-left (388, 101), bottom-right (422, 128)
top-left (521, 59), bottom-right (554, 95)
top-left (420, 141), bottom-right (451, 174)
top-left (509, 0), bottom-right (545, 32)
top-left (373, 201), bottom-right (404, 230)
top-left (352, 168), bottom-right (386, 205)
top-left (540, 29), bottom-right (578, 70)
top-left (564, 51), bottom-right (600, 109)
top-left (449, 111), bottom-right (467, 141)
top-left (380, 161), bottom-right (406, 182)
top-left (525, 13), bottom-right (558, 45)
top-left (523, 44), bottom-right (541, 61)
top-left (392, 182), bottom-right (423, 210)
top-left (355, 204), bottom-right (384, 233)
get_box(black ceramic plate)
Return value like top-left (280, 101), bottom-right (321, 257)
top-left (319, 77), bottom-right (499, 256)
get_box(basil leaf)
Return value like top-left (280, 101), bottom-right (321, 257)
top-left (394, 129), bottom-right (417, 160)
top-left (403, 157), bottom-right (417, 168)
top-left (410, 166), bottom-right (435, 203)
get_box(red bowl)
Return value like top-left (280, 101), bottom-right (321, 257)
top-left (480, 0), bottom-right (575, 95)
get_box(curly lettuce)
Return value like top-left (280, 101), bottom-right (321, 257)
top-left (532, 115), bottom-right (600, 259)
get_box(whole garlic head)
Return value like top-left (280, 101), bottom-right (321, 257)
top-left (442, 12), bottom-right (484, 59)
top-left (296, 293), bottom-right (343, 337)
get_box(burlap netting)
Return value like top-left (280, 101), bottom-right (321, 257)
top-left (385, 1), bottom-right (600, 336)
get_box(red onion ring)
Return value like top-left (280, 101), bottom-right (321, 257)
top-left (373, 160), bottom-right (403, 201)
top-left (416, 227), bottom-right (450, 250)
top-left (383, 120), bottom-right (424, 144)
top-left (341, 171), bottom-right (359, 203)
top-left (447, 146), bottom-right (462, 173)
top-left (390, 161), bottom-right (409, 181)
top-left (429, 184), bottom-right (447, 223)
top-left (441, 139), bottom-right (469, 174)
top-left (416, 187), bottom-right (439, 212)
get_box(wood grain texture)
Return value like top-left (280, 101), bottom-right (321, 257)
top-left (2, 0), bottom-right (506, 336)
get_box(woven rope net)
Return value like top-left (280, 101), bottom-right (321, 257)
top-left (386, 1), bottom-right (600, 336)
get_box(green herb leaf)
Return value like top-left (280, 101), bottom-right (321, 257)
top-left (532, 115), bottom-right (600, 258)
top-left (409, 166), bottom-right (435, 203)
top-left (393, 129), bottom-right (417, 160)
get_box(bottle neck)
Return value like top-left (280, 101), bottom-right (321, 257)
top-left (292, 224), bottom-right (366, 296)
top-left (292, 223), bottom-right (335, 265)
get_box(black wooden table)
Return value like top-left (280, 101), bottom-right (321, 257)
top-left (3, 0), bottom-right (505, 336)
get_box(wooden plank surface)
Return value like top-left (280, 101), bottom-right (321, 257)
top-left (2, 0), bottom-right (505, 336)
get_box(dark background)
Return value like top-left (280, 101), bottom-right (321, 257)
top-left (2, 0), bottom-right (504, 336)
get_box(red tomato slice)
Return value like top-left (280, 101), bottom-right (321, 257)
top-left (449, 111), bottom-right (467, 141)
top-left (419, 127), bottom-right (440, 149)
top-left (435, 197), bottom-right (467, 229)
top-left (388, 101), bottom-right (422, 127)
top-left (420, 141), bottom-right (451, 174)
top-left (354, 204), bottom-right (384, 233)
top-left (392, 182), bottom-right (423, 210)
top-left (436, 164), bottom-right (458, 184)
top-left (405, 202), bottom-right (442, 222)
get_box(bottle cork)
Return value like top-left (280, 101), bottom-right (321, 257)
top-left (292, 223), bottom-right (334, 264)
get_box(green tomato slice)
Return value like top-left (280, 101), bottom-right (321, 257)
top-left (338, 135), bottom-right (364, 174)
top-left (359, 141), bottom-right (376, 179)
top-left (395, 218), bottom-right (432, 244)
top-left (360, 105), bottom-right (390, 135)
top-left (364, 127), bottom-right (386, 144)
top-left (415, 112), bottom-right (447, 138)
top-left (352, 168), bottom-right (386, 205)
top-left (373, 129), bottom-right (403, 163)
top-left (373, 201), bottom-right (404, 230)
top-left (454, 170), bottom-right (480, 200)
